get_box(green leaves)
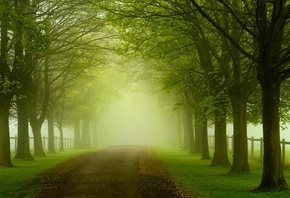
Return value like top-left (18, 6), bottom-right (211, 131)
top-left (0, 76), bottom-right (19, 94)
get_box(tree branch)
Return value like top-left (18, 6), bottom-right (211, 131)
top-left (279, 68), bottom-right (290, 82)
top-left (189, 0), bottom-right (256, 62)
top-left (217, 0), bottom-right (257, 39)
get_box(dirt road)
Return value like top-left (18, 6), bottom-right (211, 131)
top-left (34, 146), bottom-right (193, 198)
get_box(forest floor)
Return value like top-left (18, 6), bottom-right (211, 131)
top-left (33, 145), bottom-right (195, 198)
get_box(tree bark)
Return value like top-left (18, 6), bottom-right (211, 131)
top-left (13, 0), bottom-right (34, 160)
top-left (256, 79), bottom-right (287, 190)
top-left (255, 0), bottom-right (288, 190)
top-left (29, 56), bottom-right (49, 157)
top-left (74, 118), bottom-right (81, 149)
top-left (181, 108), bottom-right (189, 150)
top-left (0, 0), bottom-right (13, 167)
top-left (210, 109), bottom-right (230, 166)
top-left (80, 118), bottom-right (91, 148)
top-left (57, 123), bottom-right (64, 152)
top-left (256, 59), bottom-right (287, 190)
top-left (182, 105), bottom-right (194, 152)
top-left (14, 98), bottom-right (33, 160)
top-left (176, 111), bottom-right (184, 148)
top-left (195, 32), bottom-right (229, 163)
top-left (55, 94), bottom-right (66, 152)
top-left (0, 99), bottom-right (13, 167)
top-left (201, 116), bottom-right (210, 159)
top-left (91, 120), bottom-right (98, 148)
top-left (30, 119), bottom-right (46, 157)
top-left (229, 96), bottom-right (249, 173)
top-left (194, 109), bottom-right (202, 153)
top-left (47, 107), bottom-right (56, 153)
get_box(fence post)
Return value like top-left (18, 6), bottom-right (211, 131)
top-left (282, 139), bottom-right (285, 166)
top-left (251, 136), bottom-right (254, 158)
top-left (260, 137), bottom-right (263, 161)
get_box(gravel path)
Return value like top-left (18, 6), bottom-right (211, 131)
top-left (34, 146), bottom-right (194, 198)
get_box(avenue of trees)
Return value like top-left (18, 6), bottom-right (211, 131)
top-left (1, 0), bottom-right (290, 193)
top-left (99, 0), bottom-right (290, 191)
top-left (0, 0), bottom-right (120, 166)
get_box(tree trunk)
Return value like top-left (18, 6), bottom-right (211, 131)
top-left (186, 108), bottom-right (195, 153)
top-left (14, 98), bottom-right (33, 160)
top-left (80, 118), bottom-right (91, 148)
top-left (176, 111), bottom-right (184, 148)
top-left (57, 123), bottom-right (64, 152)
top-left (254, 1), bottom-right (287, 188)
top-left (30, 120), bottom-right (46, 157)
top-left (210, 109), bottom-right (230, 166)
top-left (256, 75), bottom-right (287, 190)
top-left (55, 94), bottom-right (66, 152)
top-left (194, 109), bottom-right (202, 153)
top-left (201, 116), bottom-right (210, 159)
top-left (182, 106), bottom-right (194, 152)
top-left (74, 118), bottom-right (81, 149)
top-left (0, 0), bottom-right (13, 167)
top-left (28, 57), bottom-right (48, 157)
top-left (229, 93), bottom-right (249, 173)
top-left (181, 108), bottom-right (189, 150)
top-left (13, 0), bottom-right (34, 160)
top-left (0, 99), bottom-right (13, 167)
top-left (91, 120), bottom-right (98, 148)
top-left (195, 32), bottom-right (228, 162)
top-left (223, 3), bottom-right (250, 173)
top-left (47, 107), bottom-right (56, 153)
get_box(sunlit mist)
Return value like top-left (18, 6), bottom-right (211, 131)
top-left (97, 91), bottom-right (175, 146)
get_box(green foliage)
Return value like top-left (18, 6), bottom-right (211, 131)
top-left (247, 86), bottom-right (262, 125)
top-left (280, 80), bottom-right (290, 129)
top-left (0, 77), bottom-right (19, 94)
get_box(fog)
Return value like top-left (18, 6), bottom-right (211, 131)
top-left (96, 91), bottom-right (175, 146)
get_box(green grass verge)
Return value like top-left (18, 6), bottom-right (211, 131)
top-left (0, 149), bottom-right (96, 198)
top-left (155, 147), bottom-right (290, 198)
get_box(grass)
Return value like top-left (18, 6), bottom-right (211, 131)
top-left (0, 149), bottom-right (96, 198)
top-left (155, 147), bottom-right (290, 198)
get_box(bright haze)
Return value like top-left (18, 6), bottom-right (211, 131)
top-left (97, 91), bottom-right (175, 146)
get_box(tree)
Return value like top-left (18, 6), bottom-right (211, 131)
top-left (13, 0), bottom-right (37, 160)
top-left (190, 0), bottom-right (289, 190)
top-left (47, 106), bottom-right (56, 153)
top-left (24, 0), bottom-right (110, 156)
top-left (28, 58), bottom-right (49, 156)
top-left (0, 0), bottom-right (14, 167)
top-left (190, 1), bottom-right (257, 172)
